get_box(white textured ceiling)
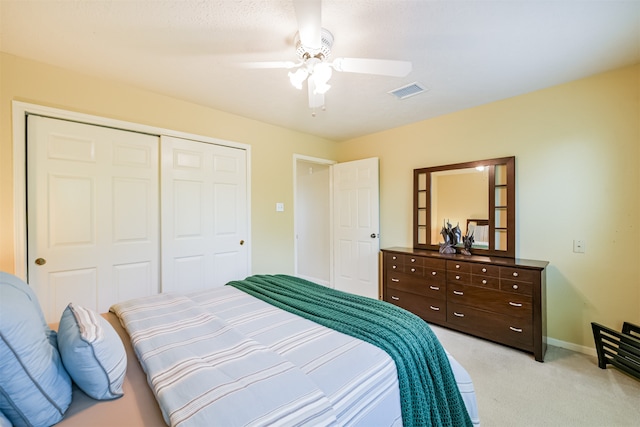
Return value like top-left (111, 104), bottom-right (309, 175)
top-left (1, 0), bottom-right (639, 141)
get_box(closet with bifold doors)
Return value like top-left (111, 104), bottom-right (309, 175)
top-left (26, 115), bottom-right (249, 323)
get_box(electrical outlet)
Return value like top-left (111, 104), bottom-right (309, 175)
top-left (276, 202), bottom-right (284, 212)
top-left (573, 240), bottom-right (585, 253)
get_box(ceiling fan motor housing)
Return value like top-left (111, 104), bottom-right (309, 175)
top-left (295, 28), bottom-right (334, 61)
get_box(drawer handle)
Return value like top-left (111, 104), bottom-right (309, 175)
top-left (509, 302), bottom-right (523, 307)
top-left (482, 268), bottom-right (487, 273)
top-left (510, 326), bottom-right (523, 333)
top-left (410, 258), bottom-right (416, 263)
top-left (429, 306), bottom-right (440, 311)
top-left (453, 312), bottom-right (465, 317)
top-left (392, 256), bottom-right (397, 260)
top-left (391, 278), bottom-right (400, 282)
top-left (392, 265), bottom-right (397, 269)
top-left (512, 284), bottom-right (519, 290)
top-left (482, 279), bottom-right (487, 284)
top-left (431, 271), bottom-right (437, 276)
top-left (455, 264), bottom-right (461, 269)
top-left (512, 272), bottom-right (519, 277)
top-left (391, 296), bottom-right (400, 301)
top-left (453, 290), bottom-right (464, 296)
top-left (411, 268), bottom-right (416, 272)
top-left (429, 286), bottom-right (440, 291)
top-left (455, 275), bottom-right (461, 280)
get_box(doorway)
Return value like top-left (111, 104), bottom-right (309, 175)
top-left (294, 155), bottom-right (380, 299)
top-left (294, 156), bottom-right (334, 286)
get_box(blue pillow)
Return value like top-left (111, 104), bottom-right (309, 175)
top-left (0, 411), bottom-right (12, 427)
top-left (58, 303), bottom-right (127, 400)
top-left (0, 272), bottom-right (72, 426)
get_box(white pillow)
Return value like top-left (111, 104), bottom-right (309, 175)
top-left (0, 272), bottom-right (72, 426)
top-left (58, 303), bottom-right (127, 400)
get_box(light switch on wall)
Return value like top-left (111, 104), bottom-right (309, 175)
top-left (276, 202), bottom-right (284, 212)
top-left (573, 240), bottom-right (585, 253)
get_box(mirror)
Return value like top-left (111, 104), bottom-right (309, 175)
top-left (414, 156), bottom-right (515, 258)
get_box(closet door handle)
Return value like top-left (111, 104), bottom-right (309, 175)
top-left (509, 302), bottom-right (523, 307)
top-left (240, 240), bottom-right (245, 245)
top-left (510, 326), bottom-right (523, 333)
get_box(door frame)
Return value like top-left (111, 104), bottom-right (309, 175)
top-left (11, 101), bottom-right (252, 281)
top-left (293, 154), bottom-right (336, 287)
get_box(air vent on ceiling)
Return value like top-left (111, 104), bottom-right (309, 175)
top-left (388, 82), bottom-right (427, 100)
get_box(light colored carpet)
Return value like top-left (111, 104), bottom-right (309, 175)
top-left (430, 325), bottom-right (640, 427)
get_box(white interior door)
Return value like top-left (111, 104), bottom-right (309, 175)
top-left (27, 115), bottom-right (160, 322)
top-left (332, 158), bottom-right (380, 299)
top-left (161, 136), bottom-right (249, 293)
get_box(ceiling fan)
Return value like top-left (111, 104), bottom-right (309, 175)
top-left (242, 0), bottom-right (412, 114)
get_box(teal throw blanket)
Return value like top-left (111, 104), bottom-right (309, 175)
top-left (228, 275), bottom-right (472, 427)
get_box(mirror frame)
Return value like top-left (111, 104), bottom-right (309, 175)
top-left (413, 156), bottom-right (516, 258)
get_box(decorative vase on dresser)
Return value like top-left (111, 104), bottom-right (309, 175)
top-left (384, 156), bottom-right (549, 362)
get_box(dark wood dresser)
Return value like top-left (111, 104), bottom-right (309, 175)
top-left (381, 247), bottom-right (549, 362)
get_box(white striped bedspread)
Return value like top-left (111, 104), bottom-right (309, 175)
top-left (111, 286), bottom-right (479, 427)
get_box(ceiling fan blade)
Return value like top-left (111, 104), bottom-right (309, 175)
top-left (237, 61), bottom-right (301, 69)
top-left (332, 58), bottom-right (412, 77)
top-left (293, 0), bottom-right (322, 49)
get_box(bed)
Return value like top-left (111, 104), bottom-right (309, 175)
top-left (0, 273), bottom-right (479, 427)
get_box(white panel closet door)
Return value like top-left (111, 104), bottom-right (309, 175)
top-left (161, 136), bottom-right (249, 293)
top-left (332, 158), bottom-right (380, 299)
top-left (27, 115), bottom-right (160, 323)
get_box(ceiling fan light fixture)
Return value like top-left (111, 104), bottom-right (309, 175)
top-left (311, 63), bottom-right (332, 94)
top-left (288, 68), bottom-right (309, 90)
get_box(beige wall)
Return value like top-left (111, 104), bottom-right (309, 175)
top-left (0, 53), bottom-right (338, 276)
top-left (337, 64), bottom-right (640, 349)
top-left (2, 51), bottom-right (638, 350)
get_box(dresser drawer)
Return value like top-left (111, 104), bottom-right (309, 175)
top-left (447, 303), bottom-right (533, 348)
top-left (402, 264), bottom-right (423, 276)
top-left (500, 279), bottom-right (533, 296)
top-left (385, 289), bottom-right (446, 323)
top-left (404, 255), bottom-right (424, 267)
top-left (423, 266), bottom-right (445, 283)
top-left (384, 253), bottom-right (402, 272)
top-left (386, 272), bottom-right (446, 297)
top-left (423, 257), bottom-right (446, 270)
top-left (386, 253), bottom-right (402, 263)
top-left (387, 262), bottom-right (402, 273)
top-left (447, 271), bottom-right (471, 285)
top-left (500, 267), bottom-right (534, 283)
top-left (448, 284), bottom-right (532, 318)
top-left (472, 263), bottom-right (499, 277)
top-left (447, 260), bottom-right (472, 273)
top-left (471, 274), bottom-right (499, 290)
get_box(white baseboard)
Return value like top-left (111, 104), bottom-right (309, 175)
top-left (547, 337), bottom-right (597, 357)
